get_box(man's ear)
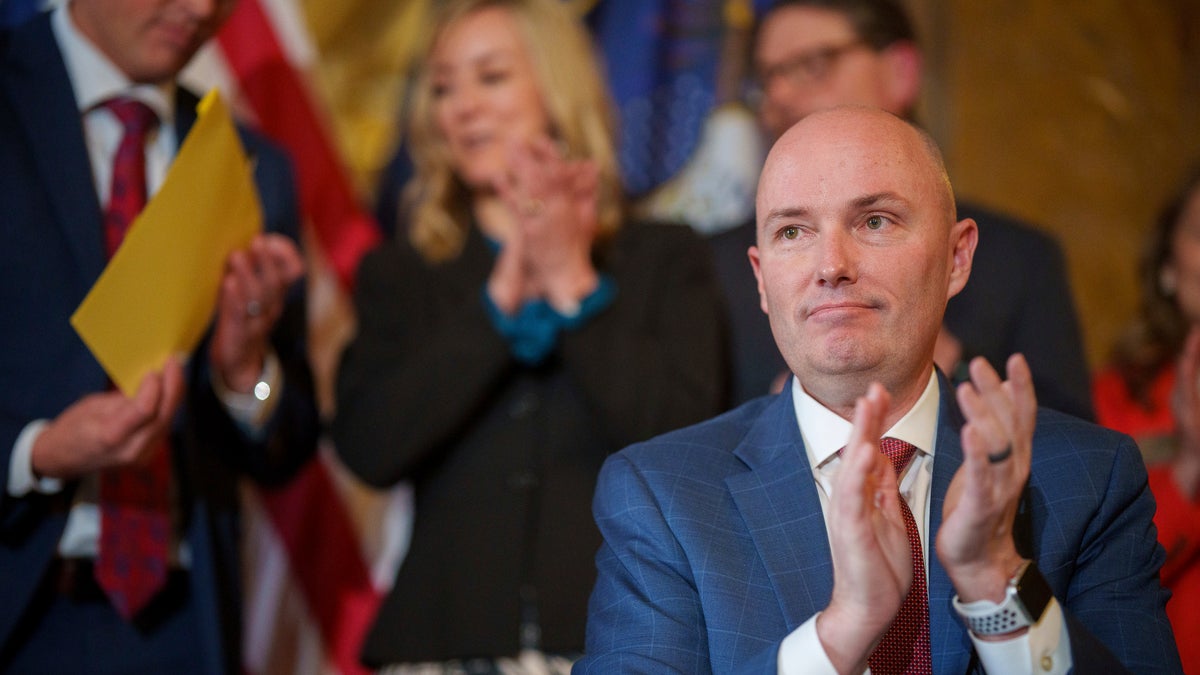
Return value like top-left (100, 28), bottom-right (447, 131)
top-left (947, 217), bottom-right (978, 299)
top-left (748, 245), bottom-right (770, 315)
top-left (880, 40), bottom-right (923, 115)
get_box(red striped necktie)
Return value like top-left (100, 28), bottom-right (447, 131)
top-left (92, 96), bottom-right (172, 621)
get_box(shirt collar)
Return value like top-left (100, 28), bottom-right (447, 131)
top-left (793, 368), bottom-right (940, 469)
top-left (52, 2), bottom-right (175, 125)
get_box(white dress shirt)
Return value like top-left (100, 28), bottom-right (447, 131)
top-left (777, 370), bottom-right (1070, 675)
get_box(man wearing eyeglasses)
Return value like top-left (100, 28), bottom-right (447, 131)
top-left (710, 0), bottom-right (1093, 424)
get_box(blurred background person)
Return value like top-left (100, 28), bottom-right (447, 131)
top-left (1093, 163), bottom-right (1200, 673)
top-left (0, 0), bottom-right (319, 672)
top-left (332, 0), bottom-right (728, 671)
top-left (709, 0), bottom-right (1094, 418)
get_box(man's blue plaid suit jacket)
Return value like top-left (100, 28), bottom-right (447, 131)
top-left (575, 373), bottom-right (1181, 674)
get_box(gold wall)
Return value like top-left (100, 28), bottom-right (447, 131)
top-left (912, 0), bottom-right (1200, 370)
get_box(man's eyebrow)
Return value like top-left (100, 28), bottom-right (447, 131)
top-left (850, 192), bottom-right (908, 209)
top-left (761, 206), bottom-right (812, 226)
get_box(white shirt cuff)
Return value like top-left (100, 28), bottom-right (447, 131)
top-left (210, 349), bottom-right (282, 433)
top-left (971, 597), bottom-right (1070, 675)
top-left (777, 598), bottom-right (1070, 675)
top-left (778, 612), bottom-right (839, 675)
top-left (8, 419), bottom-right (64, 496)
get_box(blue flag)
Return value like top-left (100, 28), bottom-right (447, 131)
top-left (584, 0), bottom-right (778, 198)
top-left (585, 0), bottom-right (725, 197)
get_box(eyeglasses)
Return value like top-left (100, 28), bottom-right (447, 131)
top-left (752, 39), bottom-right (868, 92)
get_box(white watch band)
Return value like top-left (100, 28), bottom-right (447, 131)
top-left (952, 559), bottom-right (1052, 636)
top-left (952, 589), bottom-right (1032, 635)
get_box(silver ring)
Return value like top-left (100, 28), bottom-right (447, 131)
top-left (246, 299), bottom-right (262, 318)
top-left (987, 446), bottom-right (1013, 464)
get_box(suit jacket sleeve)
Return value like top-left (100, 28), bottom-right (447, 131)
top-left (1007, 234), bottom-right (1094, 421)
top-left (576, 452), bottom-right (779, 674)
top-left (332, 234), bottom-right (517, 489)
top-left (186, 135), bottom-right (319, 485)
top-left (1049, 431), bottom-right (1182, 672)
top-left (559, 223), bottom-right (727, 448)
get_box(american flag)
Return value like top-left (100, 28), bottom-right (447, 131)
top-left (182, 1), bottom-right (408, 673)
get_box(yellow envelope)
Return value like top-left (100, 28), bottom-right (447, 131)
top-left (71, 90), bottom-right (263, 396)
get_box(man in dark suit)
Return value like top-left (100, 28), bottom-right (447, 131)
top-left (576, 107), bottom-right (1180, 673)
top-left (711, 0), bottom-right (1092, 421)
top-left (0, 0), bottom-right (318, 672)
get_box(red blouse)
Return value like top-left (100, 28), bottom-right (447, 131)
top-left (1094, 365), bottom-right (1200, 669)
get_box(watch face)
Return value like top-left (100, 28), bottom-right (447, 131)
top-left (1014, 561), bottom-right (1054, 621)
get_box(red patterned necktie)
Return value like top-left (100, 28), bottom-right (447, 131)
top-left (868, 437), bottom-right (933, 675)
top-left (93, 97), bottom-right (172, 620)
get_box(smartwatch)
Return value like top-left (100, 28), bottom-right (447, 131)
top-left (952, 559), bottom-right (1054, 635)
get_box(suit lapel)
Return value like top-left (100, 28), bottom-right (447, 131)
top-left (727, 385), bottom-right (836, 628)
top-left (3, 13), bottom-right (106, 284)
top-left (928, 372), bottom-right (974, 673)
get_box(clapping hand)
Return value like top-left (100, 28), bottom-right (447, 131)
top-left (819, 382), bottom-right (913, 673)
top-left (937, 354), bottom-right (1036, 615)
top-left (488, 136), bottom-right (600, 315)
top-left (209, 233), bottom-right (304, 393)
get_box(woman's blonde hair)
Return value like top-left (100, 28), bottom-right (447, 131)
top-left (402, 0), bottom-right (623, 263)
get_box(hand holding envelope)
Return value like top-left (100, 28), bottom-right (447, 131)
top-left (30, 91), bottom-right (303, 481)
top-left (70, 89), bottom-right (299, 397)
top-left (208, 232), bottom-right (304, 394)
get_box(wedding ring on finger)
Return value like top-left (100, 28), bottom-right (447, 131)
top-left (987, 445), bottom-right (1013, 464)
top-left (245, 299), bottom-right (263, 318)
top-left (520, 198), bottom-right (544, 218)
